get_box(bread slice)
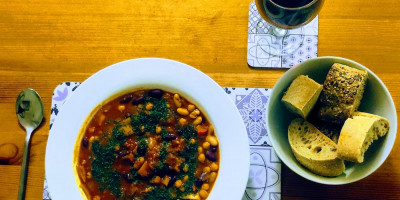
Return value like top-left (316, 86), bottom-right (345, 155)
top-left (337, 113), bottom-right (390, 163)
top-left (282, 75), bottom-right (323, 118)
top-left (318, 63), bottom-right (368, 124)
top-left (288, 118), bottom-right (345, 176)
top-left (353, 112), bottom-right (390, 137)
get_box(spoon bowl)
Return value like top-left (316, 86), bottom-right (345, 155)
top-left (15, 88), bottom-right (44, 200)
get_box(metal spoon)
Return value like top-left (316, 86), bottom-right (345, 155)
top-left (15, 89), bottom-right (44, 200)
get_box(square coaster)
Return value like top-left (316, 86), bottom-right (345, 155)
top-left (247, 1), bottom-right (319, 68)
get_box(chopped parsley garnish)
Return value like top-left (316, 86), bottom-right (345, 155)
top-left (146, 188), bottom-right (173, 200)
top-left (180, 125), bottom-right (197, 140)
top-left (136, 137), bottom-right (148, 157)
top-left (130, 95), bottom-right (169, 134)
top-left (91, 141), bottom-right (122, 198)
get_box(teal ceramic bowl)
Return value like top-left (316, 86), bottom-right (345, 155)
top-left (267, 56), bottom-right (397, 184)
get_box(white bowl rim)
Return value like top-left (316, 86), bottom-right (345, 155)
top-left (45, 58), bottom-right (250, 199)
top-left (267, 56), bottom-right (397, 185)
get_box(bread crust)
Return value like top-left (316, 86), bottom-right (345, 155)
top-left (318, 63), bottom-right (368, 124)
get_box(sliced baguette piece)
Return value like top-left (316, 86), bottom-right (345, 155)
top-left (337, 114), bottom-right (390, 163)
top-left (288, 118), bottom-right (345, 176)
top-left (353, 112), bottom-right (390, 137)
top-left (318, 63), bottom-right (368, 124)
top-left (282, 75), bottom-right (323, 118)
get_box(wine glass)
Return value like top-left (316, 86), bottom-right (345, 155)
top-left (255, 0), bottom-right (325, 56)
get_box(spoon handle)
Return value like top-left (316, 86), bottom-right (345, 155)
top-left (17, 128), bottom-right (33, 200)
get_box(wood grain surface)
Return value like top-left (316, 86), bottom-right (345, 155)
top-left (0, 0), bottom-right (399, 199)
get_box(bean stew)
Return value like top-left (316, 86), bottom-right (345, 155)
top-left (75, 89), bottom-right (219, 200)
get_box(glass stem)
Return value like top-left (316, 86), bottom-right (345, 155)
top-left (273, 27), bottom-right (287, 37)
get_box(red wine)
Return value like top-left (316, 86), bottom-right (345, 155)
top-left (272, 0), bottom-right (313, 8)
top-left (255, 0), bottom-right (324, 29)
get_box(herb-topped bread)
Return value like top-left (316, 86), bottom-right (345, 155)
top-left (318, 63), bottom-right (368, 124)
top-left (288, 118), bottom-right (345, 177)
top-left (337, 113), bottom-right (390, 163)
top-left (282, 75), bottom-right (323, 118)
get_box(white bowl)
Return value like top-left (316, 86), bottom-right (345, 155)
top-left (267, 56), bottom-right (397, 184)
top-left (45, 58), bottom-right (250, 199)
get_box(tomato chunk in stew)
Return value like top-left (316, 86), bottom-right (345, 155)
top-left (76, 89), bottom-right (219, 200)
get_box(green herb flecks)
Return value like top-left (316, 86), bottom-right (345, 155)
top-left (153, 145), bottom-right (169, 175)
top-left (145, 187), bottom-right (173, 200)
top-left (90, 125), bottom-right (130, 199)
top-left (136, 137), bottom-right (148, 157)
top-left (91, 141), bottom-right (122, 198)
top-left (130, 95), bottom-right (169, 134)
top-left (180, 125), bottom-right (197, 140)
top-left (177, 140), bottom-right (199, 196)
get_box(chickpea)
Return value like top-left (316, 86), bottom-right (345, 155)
top-left (88, 127), bottom-right (95, 133)
top-left (188, 104), bottom-right (195, 112)
top-left (201, 183), bottom-right (210, 190)
top-left (209, 172), bottom-right (217, 182)
top-left (93, 195), bottom-right (101, 200)
top-left (179, 118), bottom-right (187, 126)
top-left (193, 116), bottom-right (202, 125)
top-left (98, 114), bottom-right (106, 126)
top-left (206, 136), bottom-right (218, 146)
top-left (173, 94), bottom-right (182, 107)
top-left (198, 154), bottom-right (206, 163)
top-left (175, 180), bottom-right (183, 188)
top-left (189, 109), bottom-right (200, 119)
top-left (177, 108), bottom-right (189, 116)
top-left (202, 142), bottom-right (210, 150)
top-left (208, 125), bottom-right (214, 135)
top-left (198, 146), bottom-right (203, 153)
top-left (89, 136), bottom-right (96, 143)
top-left (118, 104), bottom-right (126, 112)
top-left (199, 190), bottom-right (208, 198)
top-left (183, 175), bottom-right (189, 182)
top-left (203, 166), bottom-right (211, 173)
top-left (156, 126), bottom-right (162, 134)
top-left (86, 172), bottom-right (92, 179)
top-left (145, 102), bottom-right (153, 110)
top-left (210, 163), bottom-right (219, 171)
top-left (183, 164), bottom-right (189, 172)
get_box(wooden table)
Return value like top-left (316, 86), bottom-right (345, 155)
top-left (0, 0), bottom-right (399, 199)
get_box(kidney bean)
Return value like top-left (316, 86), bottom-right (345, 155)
top-left (166, 134), bottom-right (177, 141)
top-left (195, 178), bottom-right (204, 187)
top-left (122, 172), bottom-right (134, 183)
top-left (210, 145), bottom-right (218, 153)
top-left (148, 89), bottom-right (164, 98)
top-left (131, 94), bottom-right (144, 105)
top-left (120, 94), bottom-right (132, 104)
top-left (168, 175), bottom-right (177, 186)
top-left (82, 136), bottom-right (89, 148)
top-left (205, 150), bottom-right (217, 162)
top-left (118, 150), bottom-right (129, 158)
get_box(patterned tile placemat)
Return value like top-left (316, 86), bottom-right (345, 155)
top-left (44, 83), bottom-right (281, 200)
top-left (247, 1), bottom-right (319, 68)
